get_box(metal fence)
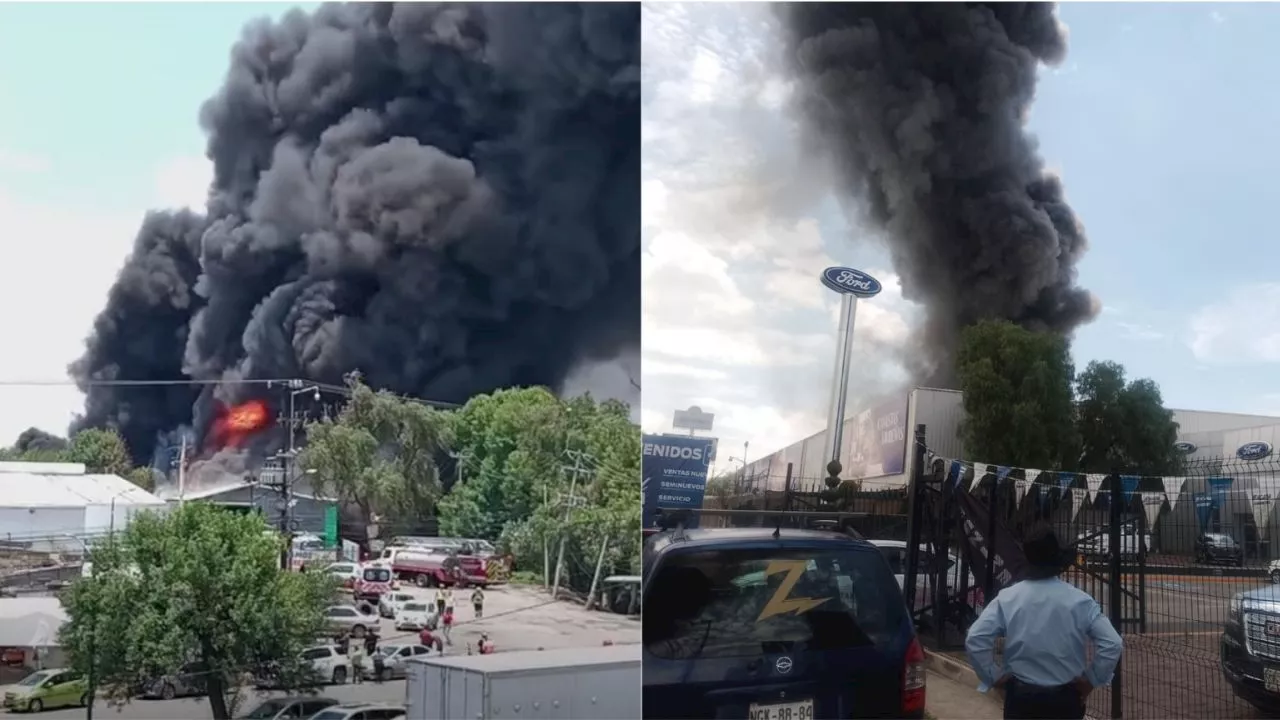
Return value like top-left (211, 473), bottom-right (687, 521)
top-left (904, 423), bottom-right (1280, 720)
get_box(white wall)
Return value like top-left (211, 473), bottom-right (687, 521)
top-left (1173, 410), bottom-right (1280, 435)
top-left (0, 507), bottom-right (86, 552)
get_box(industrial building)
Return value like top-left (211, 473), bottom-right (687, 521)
top-left (743, 387), bottom-right (1280, 555)
top-left (175, 478), bottom-right (339, 540)
top-left (0, 462), bottom-right (168, 553)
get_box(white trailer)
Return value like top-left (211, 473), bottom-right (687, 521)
top-left (403, 644), bottom-right (641, 720)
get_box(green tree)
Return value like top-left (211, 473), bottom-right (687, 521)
top-left (58, 503), bottom-right (334, 719)
top-left (440, 390), bottom-right (642, 592)
top-left (66, 428), bottom-right (133, 476)
top-left (1075, 360), bottom-right (1181, 474)
top-left (301, 376), bottom-right (451, 539)
top-left (956, 319), bottom-right (1078, 469)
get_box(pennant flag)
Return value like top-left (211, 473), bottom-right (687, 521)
top-left (1193, 492), bottom-right (1214, 531)
top-left (1208, 477), bottom-right (1234, 508)
top-left (1162, 477), bottom-right (1186, 512)
top-left (971, 463), bottom-right (988, 491)
top-left (1071, 488), bottom-right (1089, 522)
top-left (1057, 472), bottom-right (1075, 493)
top-left (1139, 491), bottom-right (1164, 530)
top-left (948, 460), bottom-right (964, 487)
top-left (1026, 469), bottom-right (1042, 484)
top-left (1121, 475), bottom-right (1140, 504)
top-left (1250, 477), bottom-right (1280, 535)
top-left (1085, 474), bottom-right (1106, 502)
top-left (1014, 478), bottom-right (1029, 506)
top-left (996, 466), bottom-right (1012, 483)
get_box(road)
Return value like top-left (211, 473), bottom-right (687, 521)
top-left (38, 583), bottom-right (640, 719)
top-left (1064, 568), bottom-right (1273, 635)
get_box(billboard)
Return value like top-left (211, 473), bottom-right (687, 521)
top-left (844, 395), bottom-right (909, 481)
top-left (642, 434), bottom-right (717, 530)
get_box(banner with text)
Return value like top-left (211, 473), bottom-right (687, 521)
top-left (845, 395), bottom-right (910, 481)
top-left (642, 434), bottom-right (717, 529)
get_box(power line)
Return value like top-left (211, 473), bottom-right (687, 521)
top-left (0, 377), bottom-right (460, 409)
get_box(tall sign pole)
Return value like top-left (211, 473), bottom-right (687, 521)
top-left (819, 266), bottom-right (883, 478)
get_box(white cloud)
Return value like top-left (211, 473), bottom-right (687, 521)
top-left (1188, 283), bottom-right (1280, 365)
top-left (641, 4), bottom-right (916, 469)
top-left (151, 155), bottom-right (213, 211)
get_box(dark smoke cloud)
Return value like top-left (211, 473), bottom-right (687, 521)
top-left (778, 3), bottom-right (1099, 387)
top-left (12, 428), bottom-right (68, 454)
top-left (71, 2), bottom-right (639, 465)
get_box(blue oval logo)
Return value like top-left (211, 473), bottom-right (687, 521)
top-left (1238, 442), bottom-right (1274, 462)
top-left (821, 267), bottom-right (882, 298)
top-left (1174, 441), bottom-right (1197, 455)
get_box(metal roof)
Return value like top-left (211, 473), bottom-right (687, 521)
top-left (407, 643), bottom-right (640, 674)
top-left (0, 463), bottom-right (166, 508)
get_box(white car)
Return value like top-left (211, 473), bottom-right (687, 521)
top-left (323, 605), bottom-right (379, 638)
top-left (324, 562), bottom-right (361, 590)
top-left (378, 592), bottom-right (416, 619)
top-left (301, 645), bottom-right (353, 686)
top-left (393, 601), bottom-right (438, 632)
top-left (868, 539), bottom-right (984, 615)
top-left (309, 703), bottom-right (405, 720)
top-left (368, 644), bottom-right (432, 681)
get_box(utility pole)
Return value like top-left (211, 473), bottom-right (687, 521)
top-left (448, 450), bottom-right (473, 486)
top-left (551, 449), bottom-right (592, 599)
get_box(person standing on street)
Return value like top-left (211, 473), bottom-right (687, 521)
top-left (965, 526), bottom-right (1124, 720)
top-left (442, 606), bottom-right (455, 646)
top-left (442, 586), bottom-right (455, 615)
top-left (471, 587), bottom-right (485, 619)
top-left (349, 639), bottom-right (366, 685)
top-left (434, 587), bottom-right (446, 617)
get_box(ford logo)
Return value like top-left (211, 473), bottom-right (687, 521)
top-left (1174, 441), bottom-right (1197, 455)
top-left (821, 266), bottom-right (882, 298)
top-left (775, 656), bottom-right (793, 674)
top-left (1238, 442), bottom-right (1274, 462)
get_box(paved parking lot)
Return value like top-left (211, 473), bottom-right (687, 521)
top-left (37, 584), bottom-right (639, 719)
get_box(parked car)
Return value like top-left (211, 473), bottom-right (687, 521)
top-left (308, 703), bottom-right (405, 720)
top-left (1075, 529), bottom-right (1150, 559)
top-left (643, 527), bottom-right (926, 720)
top-left (256, 645), bottom-right (352, 688)
top-left (392, 601), bottom-right (438, 632)
top-left (368, 644), bottom-right (431, 681)
top-left (1197, 533), bottom-right (1244, 567)
top-left (142, 661), bottom-right (210, 700)
top-left (1222, 584), bottom-right (1280, 713)
top-left (867, 539), bottom-right (984, 619)
top-left (324, 605), bottom-right (379, 638)
top-left (2, 669), bottom-right (89, 712)
top-left (378, 592), bottom-right (417, 619)
top-left (325, 563), bottom-right (361, 592)
top-left (236, 695), bottom-right (340, 719)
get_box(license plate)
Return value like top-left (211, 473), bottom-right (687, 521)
top-left (748, 699), bottom-right (814, 720)
top-left (1267, 669), bottom-right (1280, 693)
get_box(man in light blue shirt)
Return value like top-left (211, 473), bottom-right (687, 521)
top-left (965, 526), bottom-right (1123, 720)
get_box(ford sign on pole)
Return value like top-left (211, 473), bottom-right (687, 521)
top-left (1174, 441), bottom-right (1197, 455)
top-left (642, 434), bottom-right (716, 529)
top-left (820, 266), bottom-right (883, 472)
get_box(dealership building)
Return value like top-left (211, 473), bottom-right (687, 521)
top-left (744, 389), bottom-right (1280, 553)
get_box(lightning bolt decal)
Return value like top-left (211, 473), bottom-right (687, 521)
top-left (756, 559), bottom-right (831, 622)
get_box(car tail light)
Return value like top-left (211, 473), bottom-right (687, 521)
top-left (902, 637), bottom-right (926, 714)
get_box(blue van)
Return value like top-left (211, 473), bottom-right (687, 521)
top-left (643, 527), bottom-right (927, 720)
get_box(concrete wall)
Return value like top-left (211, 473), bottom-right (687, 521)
top-left (0, 507), bottom-right (86, 551)
top-left (1173, 410), bottom-right (1280, 435)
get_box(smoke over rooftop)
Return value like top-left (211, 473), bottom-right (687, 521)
top-left (778, 2), bottom-right (1099, 387)
top-left (70, 2), bottom-right (640, 465)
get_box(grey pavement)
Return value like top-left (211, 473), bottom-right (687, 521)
top-left (39, 584), bottom-right (640, 719)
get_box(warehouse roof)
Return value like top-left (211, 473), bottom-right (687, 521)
top-left (0, 462), bottom-right (166, 508)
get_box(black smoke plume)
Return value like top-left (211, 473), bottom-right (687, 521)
top-left (778, 3), bottom-right (1098, 387)
top-left (70, 2), bottom-right (640, 466)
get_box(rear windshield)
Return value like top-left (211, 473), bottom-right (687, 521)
top-left (363, 567), bottom-right (392, 582)
top-left (644, 546), bottom-right (905, 660)
top-left (403, 603), bottom-right (428, 612)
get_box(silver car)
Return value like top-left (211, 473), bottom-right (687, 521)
top-left (323, 605), bottom-right (379, 638)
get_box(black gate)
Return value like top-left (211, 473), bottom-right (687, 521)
top-left (903, 424), bottom-right (1147, 719)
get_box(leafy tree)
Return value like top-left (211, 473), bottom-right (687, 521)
top-left (301, 375), bottom-right (451, 541)
top-left (1075, 360), bottom-right (1181, 474)
top-left (440, 390), bottom-right (641, 592)
top-left (58, 503), bottom-right (334, 719)
top-left (66, 428), bottom-right (134, 476)
top-left (956, 320), bottom-right (1078, 469)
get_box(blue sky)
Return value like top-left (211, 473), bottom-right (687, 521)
top-left (0, 3), bottom-right (313, 444)
top-left (641, 2), bottom-right (1280, 472)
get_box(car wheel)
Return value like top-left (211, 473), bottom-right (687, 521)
top-left (161, 683), bottom-right (176, 701)
top-left (28, 699), bottom-right (42, 713)
top-left (332, 666), bottom-right (347, 685)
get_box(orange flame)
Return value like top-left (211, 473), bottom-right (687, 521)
top-left (225, 400), bottom-right (271, 432)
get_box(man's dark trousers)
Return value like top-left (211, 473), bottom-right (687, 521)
top-left (1003, 678), bottom-right (1086, 720)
